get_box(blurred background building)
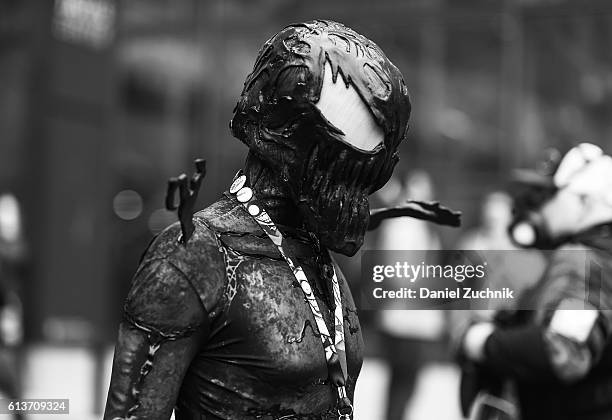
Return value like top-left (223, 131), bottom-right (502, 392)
top-left (2, 0), bottom-right (612, 418)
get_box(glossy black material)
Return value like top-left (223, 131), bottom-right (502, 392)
top-left (165, 159), bottom-right (207, 244)
top-left (104, 19), bottom-right (410, 419)
top-left (368, 200), bottom-right (461, 230)
top-left (231, 20), bottom-right (411, 256)
top-left (105, 197), bottom-right (363, 419)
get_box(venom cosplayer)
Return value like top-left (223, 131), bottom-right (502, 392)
top-left (104, 20), bottom-right (412, 419)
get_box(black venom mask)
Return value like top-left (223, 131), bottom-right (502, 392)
top-left (231, 20), bottom-right (411, 256)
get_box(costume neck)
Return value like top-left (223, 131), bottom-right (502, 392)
top-left (244, 153), bottom-right (304, 229)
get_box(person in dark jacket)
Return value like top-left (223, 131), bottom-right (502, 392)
top-left (459, 143), bottom-right (612, 420)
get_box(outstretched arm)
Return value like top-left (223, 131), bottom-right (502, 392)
top-left (461, 251), bottom-right (612, 385)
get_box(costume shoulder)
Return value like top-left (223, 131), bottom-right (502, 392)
top-left (125, 197), bottom-right (242, 334)
top-left (193, 194), bottom-right (262, 235)
top-left (195, 194), bottom-right (288, 260)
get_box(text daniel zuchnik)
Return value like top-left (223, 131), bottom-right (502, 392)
top-left (372, 286), bottom-right (515, 300)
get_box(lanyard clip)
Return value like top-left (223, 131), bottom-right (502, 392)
top-left (336, 386), bottom-right (353, 420)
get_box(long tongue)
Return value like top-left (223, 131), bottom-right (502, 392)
top-left (368, 200), bottom-right (462, 231)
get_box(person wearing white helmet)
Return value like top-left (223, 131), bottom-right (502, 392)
top-left (459, 143), bottom-right (612, 420)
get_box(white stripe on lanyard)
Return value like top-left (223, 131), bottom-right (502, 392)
top-left (229, 172), bottom-right (352, 419)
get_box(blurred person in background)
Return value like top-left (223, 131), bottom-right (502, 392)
top-left (456, 190), bottom-right (545, 293)
top-left (457, 191), bottom-right (515, 251)
top-left (0, 193), bottom-right (25, 420)
top-left (458, 143), bottom-right (612, 420)
top-left (104, 20), bottom-right (412, 420)
top-left (376, 170), bottom-right (447, 420)
top-left (452, 190), bottom-right (546, 351)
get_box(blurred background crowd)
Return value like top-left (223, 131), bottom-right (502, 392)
top-left (1, 0), bottom-right (612, 418)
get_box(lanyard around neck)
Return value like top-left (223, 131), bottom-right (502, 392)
top-left (228, 172), bottom-right (353, 419)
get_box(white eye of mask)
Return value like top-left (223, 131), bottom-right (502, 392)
top-left (316, 61), bottom-right (384, 152)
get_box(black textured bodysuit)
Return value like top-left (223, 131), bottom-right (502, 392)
top-left (104, 19), bottom-right (416, 419)
top-left (105, 195), bottom-right (364, 420)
